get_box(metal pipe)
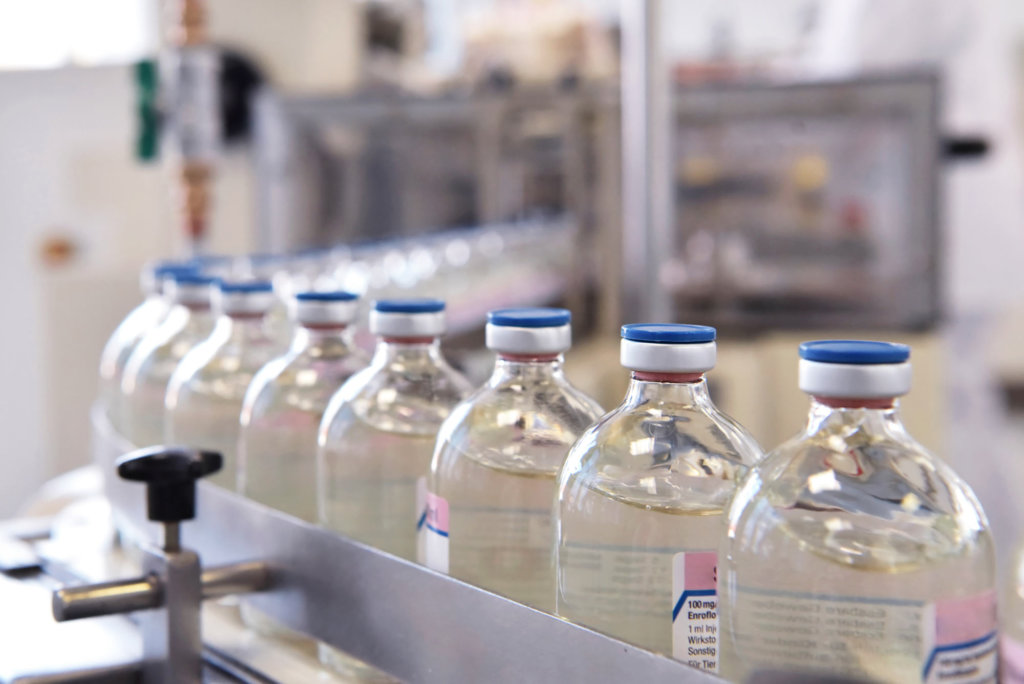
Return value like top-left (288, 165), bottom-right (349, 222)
top-left (167, 0), bottom-right (215, 253)
top-left (201, 561), bottom-right (271, 600)
top-left (163, 521), bottom-right (181, 552)
top-left (620, 0), bottom-right (672, 322)
top-left (52, 575), bottom-right (162, 622)
top-left (173, 0), bottom-right (206, 47)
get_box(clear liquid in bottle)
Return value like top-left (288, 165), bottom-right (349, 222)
top-left (165, 280), bottom-right (283, 489)
top-left (99, 262), bottom-right (194, 436)
top-left (423, 308), bottom-right (603, 612)
top-left (237, 290), bottom-right (366, 650)
top-left (718, 340), bottom-right (997, 683)
top-left (239, 290), bottom-right (366, 522)
top-left (557, 324), bottom-right (762, 673)
top-left (319, 298), bottom-right (472, 561)
top-left (318, 298), bottom-right (470, 679)
top-left (121, 273), bottom-right (217, 449)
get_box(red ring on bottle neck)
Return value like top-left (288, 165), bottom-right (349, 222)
top-left (226, 312), bottom-right (265, 320)
top-left (498, 353), bottom-right (561, 362)
top-left (382, 336), bottom-right (436, 344)
top-left (302, 323), bottom-right (348, 332)
top-left (813, 396), bottom-right (896, 409)
top-left (632, 371), bottom-right (704, 383)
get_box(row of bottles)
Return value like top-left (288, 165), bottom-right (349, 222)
top-left (100, 259), bottom-right (1001, 682)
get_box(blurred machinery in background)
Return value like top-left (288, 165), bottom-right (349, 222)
top-left (250, 71), bottom-right (941, 331)
top-left (252, 88), bottom-right (592, 248)
top-left (664, 72), bottom-right (940, 330)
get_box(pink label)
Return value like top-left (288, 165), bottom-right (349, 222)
top-left (1002, 635), bottom-right (1024, 683)
top-left (422, 491), bottom-right (450, 573)
top-left (425, 491), bottom-right (449, 536)
top-left (934, 590), bottom-right (997, 646)
top-left (924, 590), bottom-right (998, 683)
top-left (683, 552), bottom-right (717, 592)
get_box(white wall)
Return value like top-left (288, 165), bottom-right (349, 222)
top-left (0, 66), bottom-right (169, 515)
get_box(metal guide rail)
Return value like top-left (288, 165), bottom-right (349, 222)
top-left (93, 410), bottom-right (723, 683)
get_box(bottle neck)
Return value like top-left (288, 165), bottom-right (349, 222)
top-left (489, 353), bottom-right (565, 383)
top-left (175, 300), bottom-right (210, 313)
top-left (624, 371), bottom-right (711, 407)
top-left (805, 395), bottom-right (902, 433)
top-left (215, 312), bottom-right (269, 343)
top-left (172, 302), bottom-right (212, 330)
top-left (291, 324), bottom-right (353, 352)
top-left (372, 337), bottom-right (443, 365)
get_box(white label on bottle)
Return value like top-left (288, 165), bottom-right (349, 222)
top-left (1001, 634), bottom-right (1024, 683)
top-left (422, 491), bottom-right (449, 574)
top-left (732, 586), bottom-right (996, 682)
top-left (922, 590), bottom-right (997, 683)
top-left (672, 551), bottom-right (719, 673)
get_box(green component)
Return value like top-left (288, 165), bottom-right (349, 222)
top-left (134, 59), bottom-right (160, 162)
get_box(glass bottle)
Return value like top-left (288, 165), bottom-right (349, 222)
top-left (319, 298), bottom-right (472, 561)
top-left (165, 280), bottom-right (282, 489)
top-left (719, 341), bottom-right (997, 683)
top-left (238, 291), bottom-right (365, 522)
top-left (120, 272), bottom-right (217, 449)
top-left (556, 324), bottom-right (761, 673)
top-left (236, 290), bottom-right (365, 649)
top-left (316, 298), bottom-right (470, 677)
top-left (422, 308), bottom-right (603, 612)
top-left (99, 261), bottom-right (195, 435)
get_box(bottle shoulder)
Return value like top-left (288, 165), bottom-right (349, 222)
top-left (321, 358), bottom-right (471, 438)
top-left (185, 336), bottom-right (282, 380)
top-left (728, 425), bottom-right (991, 571)
top-left (468, 370), bottom-right (602, 415)
top-left (432, 374), bottom-right (604, 476)
top-left (558, 400), bottom-right (763, 512)
top-left (99, 299), bottom-right (166, 379)
top-left (168, 335), bottom-right (281, 406)
top-left (245, 347), bottom-right (366, 415)
top-left (123, 313), bottom-right (207, 390)
top-left (567, 400), bottom-right (762, 467)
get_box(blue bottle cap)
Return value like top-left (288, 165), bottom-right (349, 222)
top-left (799, 340), bottom-right (910, 365)
top-left (171, 273), bottom-right (218, 286)
top-left (151, 261), bottom-right (197, 278)
top-left (374, 298), bottom-right (445, 314)
top-left (294, 291), bottom-right (359, 326)
top-left (621, 324), bottom-right (716, 344)
top-left (218, 280), bottom-right (274, 294)
top-left (487, 307), bottom-right (571, 328)
top-left (296, 291), bottom-right (359, 302)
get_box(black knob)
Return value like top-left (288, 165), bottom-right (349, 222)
top-left (116, 446), bottom-right (222, 523)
